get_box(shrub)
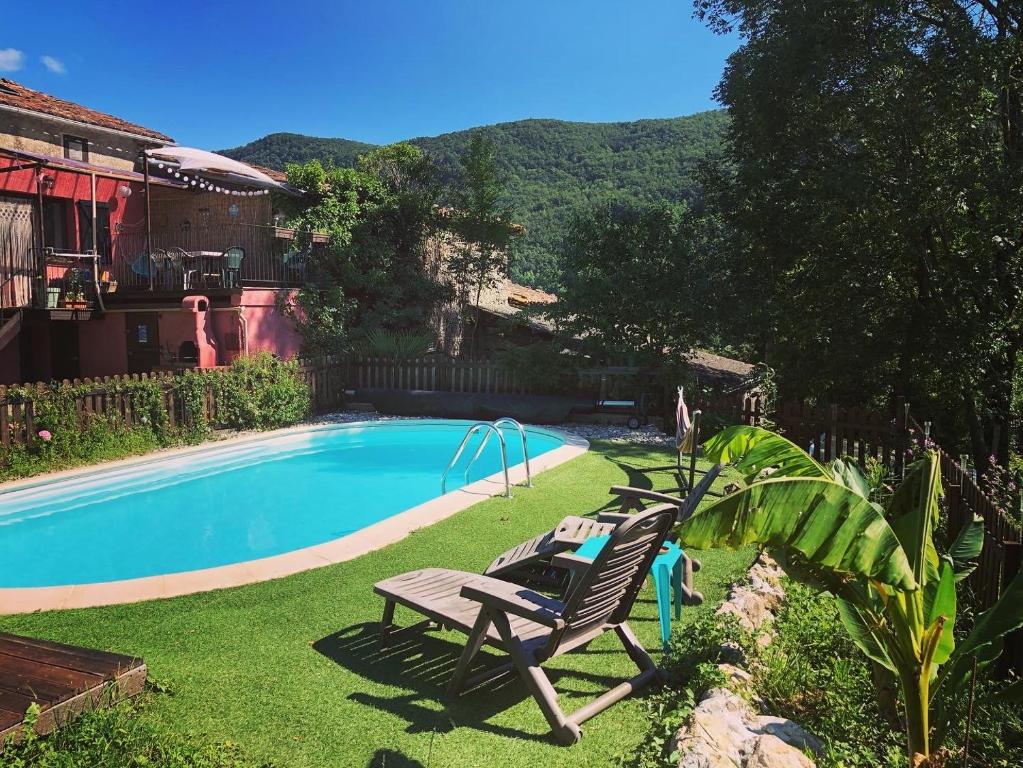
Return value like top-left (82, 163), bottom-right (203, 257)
top-left (756, 581), bottom-right (904, 767)
top-left (0, 353), bottom-right (311, 482)
top-left (213, 353), bottom-right (310, 430)
top-left (614, 613), bottom-right (742, 768)
top-left (756, 580), bottom-right (1023, 768)
top-left (3, 697), bottom-right (272, 768)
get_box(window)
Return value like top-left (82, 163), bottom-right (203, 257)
top-left (43, 199), bottom-right (70, 250)
top-left (76, 201), bottom-right (112, 263)
top-left (63, 135), bottom-right (89, 162)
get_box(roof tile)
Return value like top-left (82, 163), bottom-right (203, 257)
top-left (0, 78), bottom-right (173, 143)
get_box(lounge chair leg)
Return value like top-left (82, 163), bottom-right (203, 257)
top-left (448, 610), bottom-right (492, 695)
top-left (681, 555), bottom-right (704, 606)
top-left (379, 600), bottom-right (396, 648)
top-left (615, 622), bottom-right (658, 677)
top-left (493, 611), bottom-right (580, 745)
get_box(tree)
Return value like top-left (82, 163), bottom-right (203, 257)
top-left (280, 145), bottom-right (450, 351)
top-left (350, 143), bottom-right (449, 333)
top-left (696, 0), bottom-right (1023, 471)
top-left (448, 134), bottom-right (518, 358)
top-left (552, 201), bottom-right (723, 365)
top-left (278, 160), bottom-right (379, 352)
top-left (679, 425), bottom-right (1023, 767)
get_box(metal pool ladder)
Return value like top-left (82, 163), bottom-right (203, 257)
top-left (440, 417), bottom-right (532, 497)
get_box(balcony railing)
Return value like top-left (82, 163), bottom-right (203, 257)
top-left (37, 250), bottom-right (104, 313)
top-left (107, 223), bottom-right (320, 293)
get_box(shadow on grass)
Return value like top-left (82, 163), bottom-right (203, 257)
top-left (366, 749), bottom-right (426, 768)
top-left (314, 622), bottom-right (637, 744)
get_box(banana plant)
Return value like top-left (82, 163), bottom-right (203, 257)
top-left (679, 426), bottom-right (1023, 767)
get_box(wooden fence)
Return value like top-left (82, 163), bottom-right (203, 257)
top-left (939, 446), bottom-right (1023, 676)
top-left (0, 372), bottom-right (213, 449)
top-left (341, 355), bottom-right (533, 395)
top-left (0, 355), bottom-right (347, 449)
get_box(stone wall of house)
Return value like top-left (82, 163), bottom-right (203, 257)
top-left (0, 111), bottom-right (153, 171)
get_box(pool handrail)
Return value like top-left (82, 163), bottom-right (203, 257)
top-left (441, 422), bottom-right (511, 498)
top-left (488, 418), bottom-right (533, 488)
top-left (457, 417), bottom-right (533, 492)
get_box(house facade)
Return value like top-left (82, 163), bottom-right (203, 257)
top-left (0, 79), bottom-right (310, 385)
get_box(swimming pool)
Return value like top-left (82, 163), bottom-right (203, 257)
top-left (0, 420), bottom-right (584, 607)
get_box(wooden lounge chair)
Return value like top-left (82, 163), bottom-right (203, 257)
top-left (606, 462), bottom-right (723, 522)
top-left (373, 504), bottom-right (676, 745)
top-left (483, 464), bottom-right (722, 603)
top-left (484, 514), bottom-right (617, 583)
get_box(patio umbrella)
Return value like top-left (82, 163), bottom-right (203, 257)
top-left (145, 146), bottom-right (280, 188)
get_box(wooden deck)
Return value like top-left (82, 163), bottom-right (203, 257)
top-left (0, 633), bottom-right (146, 745)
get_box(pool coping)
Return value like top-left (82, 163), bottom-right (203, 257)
top-left (0, 420), bottom-right (589, 614)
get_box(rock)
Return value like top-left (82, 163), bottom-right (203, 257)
top-left (754, 716), bottom-right (824, 755)
top-left (673, 689), bottom-right (820, 768)
top-left (747, 735), bottom-right (816, 768)
top-left (672, 549), bottom-right (818, 767)
top-left (719, 663), bottom-right (753, 689)
top-left (717, 588), bottom-right (775, 632)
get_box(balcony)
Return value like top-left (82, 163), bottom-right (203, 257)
top-left (106, 223), bottom-right (322, 295)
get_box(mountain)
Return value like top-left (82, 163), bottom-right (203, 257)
top-left (221, 111), bottom-right (729, 290)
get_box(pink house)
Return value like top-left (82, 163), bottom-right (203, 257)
top-left (0, 79), bottom-right (316, 384)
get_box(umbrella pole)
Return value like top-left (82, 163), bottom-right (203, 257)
top-left (143, 153), bottom-right (153, 291)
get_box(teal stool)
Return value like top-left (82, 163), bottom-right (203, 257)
top-left (573, 534), bottom-right (685, 651)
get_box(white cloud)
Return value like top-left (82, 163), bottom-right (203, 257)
top-left (0, 49), bottom-right (24, 72)
top-left (41, 55), bottom-right (65, 74)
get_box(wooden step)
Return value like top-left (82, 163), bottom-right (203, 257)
top-left (0, 633), bottom-right (146, 747)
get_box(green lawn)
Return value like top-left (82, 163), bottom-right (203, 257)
top-left (0, 441), bottom-right (752, 768)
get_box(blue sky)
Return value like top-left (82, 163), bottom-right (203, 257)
top-left (2, 1), bottom-right (736, 149)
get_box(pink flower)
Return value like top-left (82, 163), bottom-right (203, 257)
top-left (38, 430), bottom-right (52, 442)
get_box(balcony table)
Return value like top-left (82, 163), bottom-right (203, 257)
top-left (183, 251), bottom-right (224, 289)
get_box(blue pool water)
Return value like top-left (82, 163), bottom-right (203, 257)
top-left (0, 420), bottom-right (564, 588)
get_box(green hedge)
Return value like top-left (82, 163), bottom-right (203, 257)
top-left (0, 353), bottom-right (310, 483)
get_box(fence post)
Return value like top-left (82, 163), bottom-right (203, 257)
top-left (829, 404), bottom-right (838, 462)
top-left (1000, 541), bottom-right (1022, 676)
top-left (896, 396), bottom-right (908, 479)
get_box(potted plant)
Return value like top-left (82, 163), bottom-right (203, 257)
top-left (62, 268), bottom-right (88, 309)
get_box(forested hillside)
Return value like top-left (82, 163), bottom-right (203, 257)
top-left (221, 111), bottom-right (728, 289)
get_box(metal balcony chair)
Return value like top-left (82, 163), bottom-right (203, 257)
top-left (221, 246), bottom-right (245, 289)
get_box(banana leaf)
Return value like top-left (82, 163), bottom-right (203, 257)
top-left (924, 557), bottom-right (957, 666)
top-left (831, 458), bottom-right (873, 499)
top-left (950, 569), bottom-right (1023, 662)
top-left (948, 514), bottom-right (984, 582)
top-left (836, 592), bottom-right (896, 670)
top-left (886, 454), bottom-right (942, 587)
top-left (701, 426), bottom-right (829, 484)
top-left (677, 476), bottom-right (917, 590)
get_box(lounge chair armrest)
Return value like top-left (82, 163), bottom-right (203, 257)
top-left (460, 579), bottom-right (566, 629)
top-left (608, 486), bottom-right (682, 507)
top-left (595, 511), bottom-right (631, 525)
top-left (550, 551), bottom-right (593, 576)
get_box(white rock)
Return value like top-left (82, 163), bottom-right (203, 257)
top-left (746, 735), bottom-right (816, 768)
top-left (753, 716), bottom-right (824, 755)
top-left (673, 687), bottom-right (820, 768)
top-left (717, 588), bottom-right (775, 632)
